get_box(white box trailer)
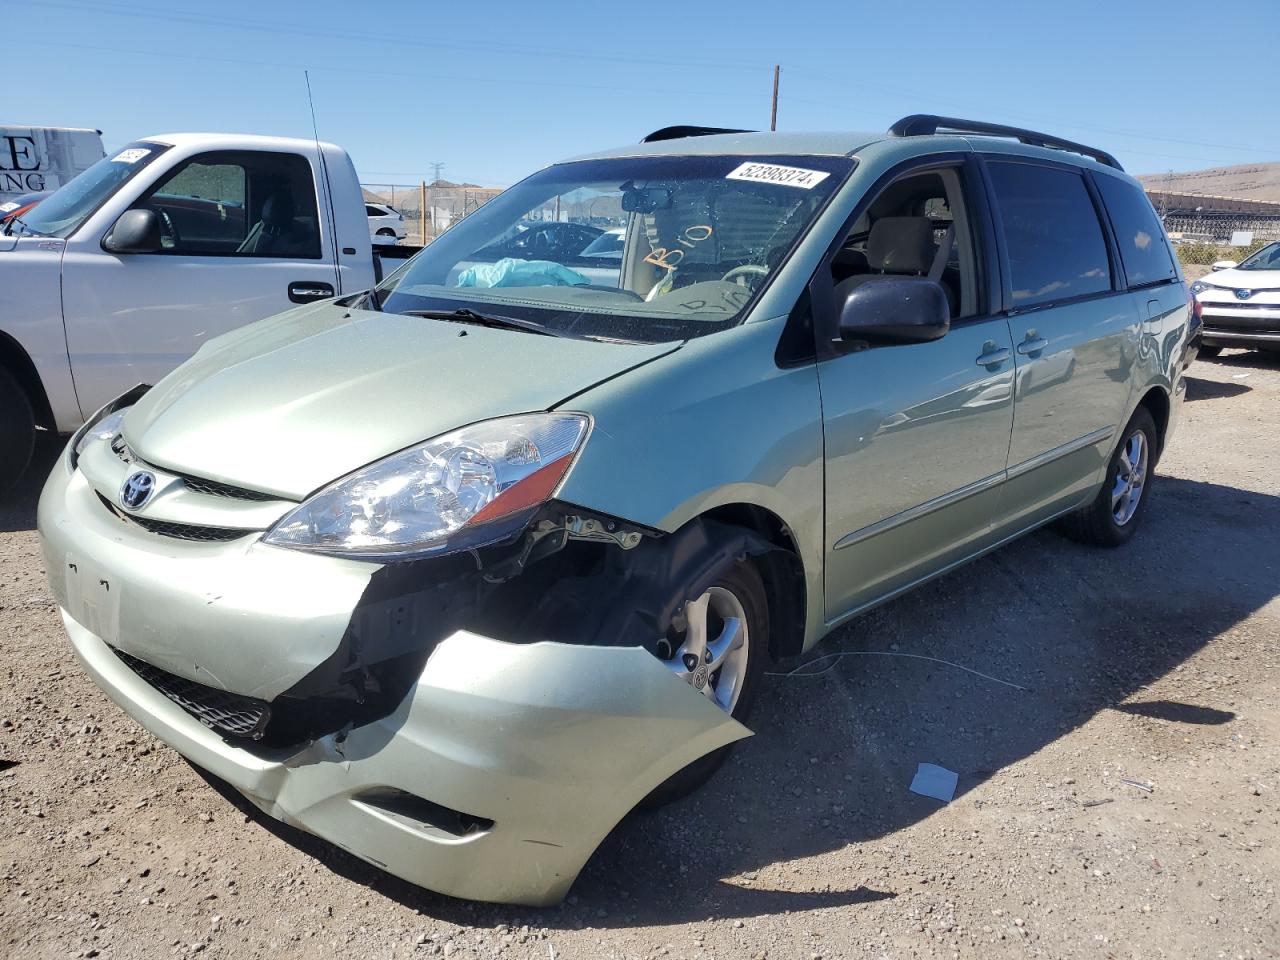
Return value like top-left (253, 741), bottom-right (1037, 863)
top-left (0, 126), bottom-right (105, 199)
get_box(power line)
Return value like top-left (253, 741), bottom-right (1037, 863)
top-left (20, 0), bottom-right (767, 75)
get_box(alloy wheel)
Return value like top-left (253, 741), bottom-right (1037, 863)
top-left (664, 586), bottom-right (751, 712)
top-left (1112, 430), bottom-right (1149, 526)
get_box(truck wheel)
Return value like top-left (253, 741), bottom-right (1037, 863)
top-left (643, 558), bottom-right (769, 808)
top-left (1197, 344), bottom-right (1222, 359)
top-left (1055, 407), bottom-right (1157, 548)
top-left (0, 367), bottom-right (35, 494)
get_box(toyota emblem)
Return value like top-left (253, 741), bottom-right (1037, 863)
top-left (1235, 288), bottom-right (1254, 300)
top-left (120, 470), bottom-right (157, 511)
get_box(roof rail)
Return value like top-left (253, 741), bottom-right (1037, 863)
top-left (888, 114), bottom-right (1123, 171)
top-left (641, 125), bottom-right (754, 143)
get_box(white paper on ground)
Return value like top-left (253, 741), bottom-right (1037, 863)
top-left (909, 762), bottom-right (959, 803)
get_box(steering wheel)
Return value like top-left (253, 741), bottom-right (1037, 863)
top-left (721, 263), bottom-right (769, 289)
top-left (156, 207), bottom-right (181, 248)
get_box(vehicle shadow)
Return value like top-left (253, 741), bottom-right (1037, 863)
top-left (0, 434), bottom-right (63, 534)
top-left (1203, 349), bottom-right (1279, 369)
top-left (196, 473), bottom-right (1280, 928)
top-left (1184, 376), bottom-right (1250, 401)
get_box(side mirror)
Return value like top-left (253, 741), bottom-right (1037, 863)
top-left (103, 209), bottom-right (163, 254)
top-left (1210, 260), bottom-right (1237, 271)
top-left (837, 276), bottom-right (951, 347)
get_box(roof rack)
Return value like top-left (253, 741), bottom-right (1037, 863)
top-left (641, 125), bottom-right (754, 143)
top-left (888, 114), bottom-right (1123, 171)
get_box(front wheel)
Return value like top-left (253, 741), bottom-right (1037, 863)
top-left (643, 559), bottom-right (769, 807)
top-left (1055, 407), bottom-right (1157, 548)
top-left (0, 367), bottom-right (35, 494)
top-left (1197, 344), bottom-right (1222, 359)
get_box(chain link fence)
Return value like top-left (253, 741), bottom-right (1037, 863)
top-left (361, 183), bottom-right (503, 245)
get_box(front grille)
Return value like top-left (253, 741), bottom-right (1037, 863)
top-left (179, 475), bottom-right (278, 502)
top-left (111, 439), bottom-right (276, 503)
top-left (95, 492), bottom-right (252, 542)
top-left (112, 647), bottom-right (272, 739)
top-left (1202, 302), bottom-right (1280, 313)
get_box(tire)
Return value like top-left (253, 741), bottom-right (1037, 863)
top-left (375, 227), bottom-right (396, 237)
top-left (1197, 344), bottom-right (1222, 359)
top-left (0, 366), bottom-right (35, 495)
top-left (642, 558), bottom-right (770, 808)
top-left (1055, 407), bottom-right (1157, 548)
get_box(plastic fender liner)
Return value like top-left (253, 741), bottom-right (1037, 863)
top-left (268, 511), bottom-right (786, 746)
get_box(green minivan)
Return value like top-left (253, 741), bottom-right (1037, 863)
top-left (38, 116), bottom-right (1189, 905)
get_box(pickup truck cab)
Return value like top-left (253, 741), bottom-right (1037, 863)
top-left (0, 133), bottom-right (376, 489)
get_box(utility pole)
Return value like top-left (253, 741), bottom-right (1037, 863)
top-left (429, 162), bottom-right (444, 184)
top-left (419, 180), bottom-right (427, 244)
top-left (770, 65), bottom-right (780, 131)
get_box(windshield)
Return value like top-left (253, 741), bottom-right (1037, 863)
top-left (377, 154), bottom-right (853, 342)
top-left (12, 141), bottom-right (170, 239)
top-left (1237, 241), bottom-right (1280, 272)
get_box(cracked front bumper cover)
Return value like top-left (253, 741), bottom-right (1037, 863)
top-left (39, 452), bottom-right (752, 905)
top-left (64, 618), bottom-right (749, 905)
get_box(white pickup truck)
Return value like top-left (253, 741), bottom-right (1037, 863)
top-left (0, 133), bottom-right (398, 490)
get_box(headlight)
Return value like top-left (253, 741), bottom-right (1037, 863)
top-left (263, 413), bottom-right (590, 558)
top-left (73, 409), bottom-right (129, 459)
top-left (70, 408), bottom-right (135, 468)
top-left (1189, 280), bottom-right (1214, 296)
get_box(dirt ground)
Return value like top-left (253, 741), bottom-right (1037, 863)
top-left (2, 352), bottom-right (1277, 960)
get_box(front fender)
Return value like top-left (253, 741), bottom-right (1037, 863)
top-left (556, 319), bottom-right (827, 650)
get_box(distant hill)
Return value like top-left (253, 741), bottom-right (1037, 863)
top-left (1137, 162), bottom-right (1280, 202)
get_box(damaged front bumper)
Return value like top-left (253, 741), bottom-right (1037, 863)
top-left (38, 452), bottom-right (750, 906)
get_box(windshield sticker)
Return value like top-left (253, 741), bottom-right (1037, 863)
top-left (726, 162), bottom-right (830, 189)
top-left (111, 148), bottom-right (151, 164)
top-left (0, 201), bottom-right (17, 212)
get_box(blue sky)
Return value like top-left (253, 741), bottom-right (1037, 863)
top-left (16, 0), bottom-right (1279, 187)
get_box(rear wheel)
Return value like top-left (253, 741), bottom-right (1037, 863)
top-left (1055, 407), bottom-right (1157, 548)
top-left (643, 558), bottom-right (769, 807)
top-left (0, 367), bottom-right (35, 494)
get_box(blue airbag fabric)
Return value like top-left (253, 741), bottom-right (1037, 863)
top-left (456, 258), bottom-right (590, 288)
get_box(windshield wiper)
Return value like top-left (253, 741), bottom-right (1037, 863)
top-left (401, 308), bottom-right (582, 339)
top-left (4, 215), bottom-right (47, 238)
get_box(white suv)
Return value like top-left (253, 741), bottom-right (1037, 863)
top-left (366, 202), bottom-right (407, 240)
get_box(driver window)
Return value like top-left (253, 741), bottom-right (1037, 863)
top-left (830, 167), bottom-right (980, 319)
top-left (132, 151), bottom-right (321, 259)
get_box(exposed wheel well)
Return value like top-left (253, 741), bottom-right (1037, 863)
top-left (700, 503), bottom-right (806, 661)
top-left (0, 332), bottom-right (54, 430)
top-left (1136, 386), bottom-right (1170, 462)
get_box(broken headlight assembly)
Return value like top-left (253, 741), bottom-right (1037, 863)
top-left (263, 413), bottom-right (590, 559)
top-left (73, 408), bottom-right (130, 461)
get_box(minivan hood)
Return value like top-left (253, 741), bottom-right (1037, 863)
top-left (125, 303), bottom-right (679, 499)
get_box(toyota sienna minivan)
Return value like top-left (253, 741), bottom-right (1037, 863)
top-left (38, 116), bottom-right (1190, 905)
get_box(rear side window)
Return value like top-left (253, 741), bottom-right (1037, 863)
top-left (366, 205), bottom-right (385, 217)
top-left (1095, 175), bottom-right (1177, 286)
top-left (987, 161), bottom-right (1112, 309)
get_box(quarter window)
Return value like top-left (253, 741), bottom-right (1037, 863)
top-left (1095, 175), bottom-right (1177, 286)
top-left (132, 151), bottom-right (321, 258)
top-left (987, 162), bottom-right (1112, 309)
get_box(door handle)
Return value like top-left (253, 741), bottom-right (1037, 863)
top-left (288, 281), bottom-right (335, 304)
top-left (975, 345), bottom-right (1011, 366)
top-left (1016, 331), bottom-right (1048, 355)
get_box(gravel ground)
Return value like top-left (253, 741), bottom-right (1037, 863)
top-left (2, 353), bottom-right (1277, 960)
